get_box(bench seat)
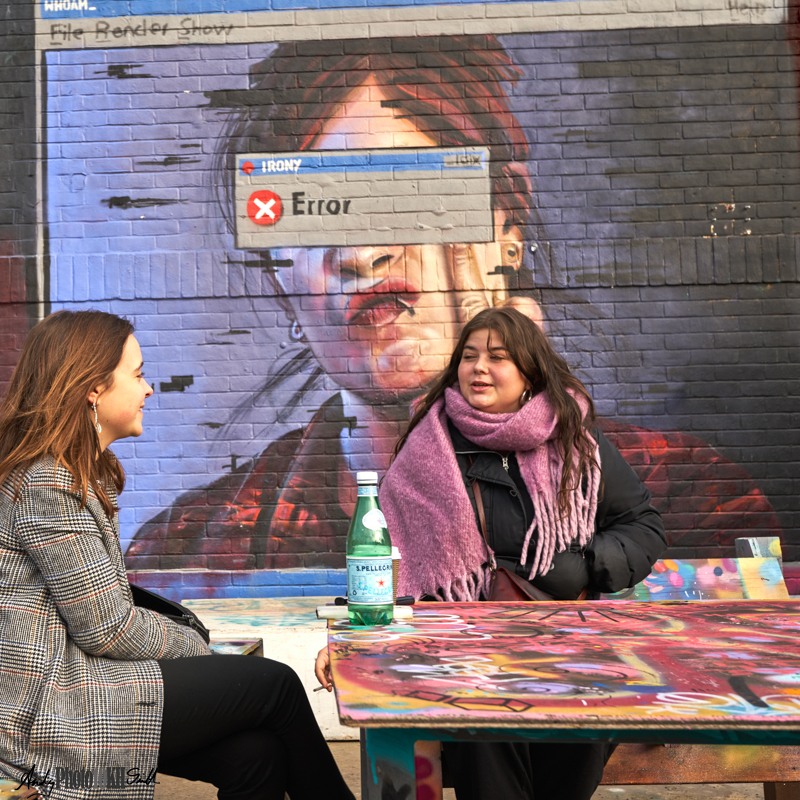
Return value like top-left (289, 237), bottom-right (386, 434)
top-left (603, 744), bottom-right (800, 791)
top-left (0, 780), bottom-right (37, 799)
top-left (208, 638), bottom-right (263, 656)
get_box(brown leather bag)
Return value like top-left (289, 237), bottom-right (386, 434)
top-left (488, 564), bottom-right (556, 602)
top-left (468, 461), bottom-right (585, 602)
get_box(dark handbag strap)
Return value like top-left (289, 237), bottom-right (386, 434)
top-left (471, 475), bottom-right (489, 543)
top-left (467, 456), bottom-right (491, 564)
top-left (129, 582), bottom-right (211, 644)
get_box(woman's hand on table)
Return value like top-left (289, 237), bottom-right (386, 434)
top-left (315, 645), bottom-right (333, 692)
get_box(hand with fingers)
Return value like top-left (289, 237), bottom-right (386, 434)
top-left (448, 238), bottom-right (542, 328)
top-left (315, 645), bottom-right (334, 692)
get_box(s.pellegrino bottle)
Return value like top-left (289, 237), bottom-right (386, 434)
top-left (346, 471), bottom-right (393, 625)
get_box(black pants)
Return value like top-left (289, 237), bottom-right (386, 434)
top-left (442, 741), bottom-right (616, 800)
top-left (157, 655), bottom-right (354, 800)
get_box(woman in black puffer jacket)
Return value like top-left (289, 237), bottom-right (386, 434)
top-left (378, 306), bottom-right (667, 800)
top-left (448, 419), bottom-right (665, 601)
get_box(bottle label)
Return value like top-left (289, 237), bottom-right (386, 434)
top-left (347, 556), bottom-right (393, 605)
top-left (361, 508), bottom-right (387, 531)
top-left (357, 485), bottom-right (378, 497)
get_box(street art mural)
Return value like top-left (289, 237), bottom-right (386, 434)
top-left (1, 0), bottom-right (799, 593)
top-left (329, 600), bottom-right (800, 725)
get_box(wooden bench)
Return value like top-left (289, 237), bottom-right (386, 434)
top-left (0, 781), bottom-right (38, 800)
top-left (411, 554), bottom-right (800, 800)
top-left (209, 638), bottom-right (264, 656)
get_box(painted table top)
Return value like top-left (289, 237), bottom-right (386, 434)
top-left (329, 601), bottom-right (800, 730)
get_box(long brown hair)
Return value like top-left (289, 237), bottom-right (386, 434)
top-left (395, 307), bottom-right (598, 516)
top-left (0, 310), bottom-right (134, 516)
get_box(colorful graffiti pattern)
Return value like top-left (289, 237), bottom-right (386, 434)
top-left (330, 601), bottom-right (800, 728)
top-left (207, 639), bottom-right (263, 655)
top-left (603, 557), bottom-right (789, 601)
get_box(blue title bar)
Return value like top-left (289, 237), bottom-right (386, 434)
top-left (41, 0), bottom-right (563, 20)
top-left (238, 150), bottom-right (486, 176)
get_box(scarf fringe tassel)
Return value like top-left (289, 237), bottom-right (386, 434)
top-left (521, 446), bottom-right (601, 580)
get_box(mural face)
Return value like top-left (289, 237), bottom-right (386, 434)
top-left (119, 34), bottom-right (568, 572)
top-left (271, 80), bottom-right (512, 401)
top-left (221, 43), bottom-right (538, 411)
top-left (9, 5), bottom-right (798, 587)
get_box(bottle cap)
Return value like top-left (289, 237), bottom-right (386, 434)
top-left (356, 471), bottom-right (379, 485)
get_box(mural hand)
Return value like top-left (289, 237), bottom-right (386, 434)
top-left (450, 243), bottom-right (493, 325)
top-left (495, 295), bottom-right (544, 328)
top-left (450, 241), bottom-right (543, 328)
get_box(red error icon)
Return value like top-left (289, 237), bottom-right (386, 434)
top-left (247, 190), bottom-right (282, 226)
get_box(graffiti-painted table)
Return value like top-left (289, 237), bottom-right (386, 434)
top-left (328, 601), bottom-right (800, 799)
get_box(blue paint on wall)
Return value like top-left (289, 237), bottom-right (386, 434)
top-left (41, 0), bottom-right (564, 20)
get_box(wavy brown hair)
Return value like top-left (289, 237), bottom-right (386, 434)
top-left (0, 310), bottom-right (134, 516)
top-left (395, 307), bottom-right (598, 517)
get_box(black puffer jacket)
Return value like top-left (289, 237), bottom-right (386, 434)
top-left (449, 422), bottom-right (667, 600)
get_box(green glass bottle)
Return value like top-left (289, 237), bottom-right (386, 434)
top-left (346, 471), bottom-right (393, 626)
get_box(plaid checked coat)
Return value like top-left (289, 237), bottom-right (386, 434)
top-left (0, 458), bottom-right (210, 800)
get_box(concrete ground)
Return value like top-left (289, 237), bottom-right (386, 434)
top-left (153, 741), bottom-right (765, 799)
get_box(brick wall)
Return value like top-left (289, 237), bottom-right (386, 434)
top-left (2, 0), bottom-right (799, 596)
top-left (0, 0), bottom-right (37, 396)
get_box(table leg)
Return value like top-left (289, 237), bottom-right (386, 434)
top-left (415, 740), bottom-right (444, 800)
top-left (361, 729), bottom-right (418, 800)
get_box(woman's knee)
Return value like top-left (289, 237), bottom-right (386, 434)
top-left (258, 657), bottom-right (305, 694)
top-left (235, 658), bottom-right (310, 720)
top-left (197, 653), bottom-right (304, 694)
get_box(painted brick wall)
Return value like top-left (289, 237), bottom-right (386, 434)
top-left (0, 0), bottom-right (37, 396)
top-left (1, 0), bottom-right (799, 598)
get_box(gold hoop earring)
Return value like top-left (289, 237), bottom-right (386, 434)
top-left (520, 389), bottom-right (533, 405)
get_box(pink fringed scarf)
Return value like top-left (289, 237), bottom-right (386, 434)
top-left (380, 387), bottom-right (601, 601)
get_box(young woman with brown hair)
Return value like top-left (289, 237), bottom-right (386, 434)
top-left (378, 305), bottom-right (667, 800)
top-left (0, 309), bottom-right (354, 800)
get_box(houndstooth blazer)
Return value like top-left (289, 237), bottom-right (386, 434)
top-left (0, 458), bottom-right (210, 800)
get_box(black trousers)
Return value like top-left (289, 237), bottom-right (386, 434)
top-left (442, 741), bottom-right (616, 800)
top-left (157, 655), bottom-right (354, 800)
